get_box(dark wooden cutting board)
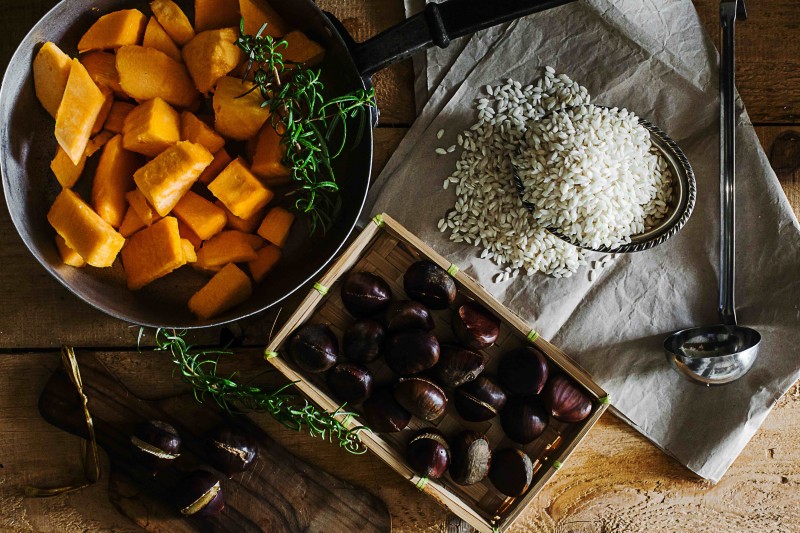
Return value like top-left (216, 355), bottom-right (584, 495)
top-left (37, 350), bottom-right (391, 532)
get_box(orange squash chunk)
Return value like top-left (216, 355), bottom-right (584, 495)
top-left (172, 190), bottom-right (227, 240)
top-left (116, 45), bottom-right (199, 108)
top-left (213, 76), bottom-right (270, 140)
top-left (47, 189), bottom-right (125, 268)
top-left (92, 134), bottom-right (141, 228)
top-left (181, 111), bottom-right (225, 153)
top-left (85, 130), bottom-right (116, 157)
top-left (133, 141), bottom-right (213, 216)
top-left (33, 42), bottom-right (71, 118)
top-left (215, 200), bottom-right (263, 233)
top-left (92, 86), bottom-right (115, 134)
top-left (119, 206), bottom-right (147, 237)
top-left (198, 147), bottom-right (233, 184)
top-left (195, 0), bottom-right (240, 31)
top-left (182, 28), bottom-right (242, 94)
top-left (104, 101), bottom-right (135, 133)
top-left (55, 234), bottom-right (86, 267)
top-left (188, 263), bottom-right (252, 319)
top-left (178, 219), bottom-right (203, 250)
top-left (55, 59), bottom-right (106, 165)
top-left (244, 233), bottom-right (265, 250)
top-left (283, 31), bottom-right (325, 67)
top-left (208, 158), bottom-right (274, 220)
top-left (126, 189), bottom-right (161, 226)
top-left (142, 16), bottom-right (182, 62)
top-left (80, 51), bottom-right (125, 97)
top-left (51, 146), bottom-right (86, 188)
top-left (256, 206), bottom-right (294, 248)
top-left (122, 97), bottom-right (180, 157)
top-left (150, 0), bottom-right (195, 46)
top-left (239, 0), bottom-right (288, 38)
top-left (181, 239), bottom-right (198, 262)
top-left (77, 9), bottom-right (147, 53)
top-left (121, 216), bottom-right (186, 289)
top-left (251, 122), bottom-right (291, 185)
top-left (247, 244), bottom-right (281, 283)
top-left (196, 230), bottom-right (259, 269)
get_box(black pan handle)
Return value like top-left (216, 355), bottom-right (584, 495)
top-left (349, 0), bottom-right (577, 77)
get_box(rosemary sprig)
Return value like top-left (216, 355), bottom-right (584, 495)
top-left (145, 328), bottom-right (368, 454)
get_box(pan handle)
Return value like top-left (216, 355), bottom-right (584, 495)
top-left (347, 0), bottom-right (577, 77)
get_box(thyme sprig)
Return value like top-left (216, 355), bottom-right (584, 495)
top-left (235, 21), bottom-right (376, 234)
top-left (146, 328), bottom-right (368, 454)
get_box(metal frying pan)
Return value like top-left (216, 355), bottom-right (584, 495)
top-left (0, 0), bottom-right (575, 328)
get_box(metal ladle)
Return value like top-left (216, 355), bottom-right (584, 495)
top-left (664, 0), bottom-right (761, 385)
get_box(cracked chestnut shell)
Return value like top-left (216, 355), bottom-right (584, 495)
top-left (394, 376), bottom-right (447, 421)
top-left (385, 300), bottom-right (434, 333)
top-left (432, 345), bottom-right (486, 389)
top-left (489, 448), bottom-right (534, 497)
top-left (500, 397), bottom-right (548, 444)
top-left (452, 301), bottom-right (500, 349)
top-left (362, 388), bottom-right (412, 433)
top-left (449, 431), bottom-right (491, 486)
top-left (175, 470), bottom-right (225, 518)
top-left (403, 261), bottom-right (457, 310)
top-left (327, 363), bottom-right (374, 404)
top-left (206, 426), bottom-right (257, 477)
top-left (406, 429), bottom-right (450, 479)
top-left (288, 323), bottom-right (339, 373)
top-left (341, 272), bottom-right (392, 317)
top-left (542, 374), bottom-right (592, 423)
top-left (453, 375), bottom-right (507, 422)
top-left (343, 320), bottom-right (385, 363)
top-left (497, 346), bottom-right (549, 396)
top-left (384, 330), bottom-right (440, 375)
top-left (130, 420), bottom-right (181, 471)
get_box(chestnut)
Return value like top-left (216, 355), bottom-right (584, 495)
top-left (403, 261), bottom-right (457, 310)
top-left (453, 375), bottom-right (507, 422)
top-left (362, 388), bottom-right (412, 432)
top-left (489, 448), bottom-right (534, 497)
top-left (343, 320), bottom-right (385, 363)
top-left (449, 431), bottom-right (491, 485)
top-left (432, 345), bottom-right (486, 389)
top-left (341, 272), bottom-right (392, 317)
top-left (394, 376), bottom-right (447, 421)
top-left (288, 323), bottom-right (338, 373)
top-left (176, 470), bottom-right (225, 518)
top-left (497, 346), bottom-right (549, 396)
top-left (452, 301), bottom-right (500, 349)
top-left (327, 363), bottom-right (374, 404)
top-left (499, 397), bottom-right (548, 444)
top-left (130, 420), bottom-right (181, 472)
top-left (206, 426), bottom-right (258, 477)
top-left (385, 300), bottom-right (434, 333)
top-left (384, 330), bottom-right (440, 375)
top-left (542, 374), bottom-right (592, 423)
top-left (406, 429), bottom-right (450, 479)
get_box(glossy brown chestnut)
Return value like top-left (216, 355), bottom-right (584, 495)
top-left (489, 448), bottom-right (534, 497)
top-left (543, 374), bottom-right (593, 423)
top-left (385, 300), bottom-right (434, 333)
top-left (288, 323), bottom-right (339, 373)
top-left (342, 320), bottom-right (385, 363)
top-left (449, 431), bottom-right (491, 485)
top-left (499, 397), bottom-right (548, 444)
top-left (406, 429), bottom-right (450, 479)
top-left (393, 376), bottom-right (447, 421)
top-left (403, 261), bottom-right (457, 310)
top-left (175, 470), bottom-right (225, 518)
top-left (327, 363), bottom-right (374, 404)
top-left (433, 345), bottom-right (486, 388)
top-left (341, 272), bottom-right (392, 317)
top-left (453, 375), bottom-right (507, 422)
top-left (497, 346), bottom-right (549, 396)
top-left (130, 420), bottom-right (181, 471)
top-left (452, 301), bottom-right (501, 349)
top-left (362, 388), bottom-right (412, 432)
top-left (384, 330), bottom-right (440, 375)
top-left (206, 426), bottom-right (257, 477)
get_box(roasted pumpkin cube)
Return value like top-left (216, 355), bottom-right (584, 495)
top-left (188, 263), bottom-right (252, 319)
top-left (195, 0), bottom-right (240, 31)
top-left (215, 200), bottom-right (263, 233)
top-left (55, 234), bottom-right (86, 267)
top-left (119, 206), bottom-right (147, 237)
top-left (80, 51), bottom-right (125, 97)
top-left (116, 45), bottom-right (199, 108)
top-left (208, 157), bottom-right (274, 219)
top-left (247, 244), bottom-right (280, 283)
top-left (92, 134), bottom-right (141, 228)
top-left (181, 239), bottom-right (198, 262)
top-left (51, 146), bottom-right (86, 188)
top-left (33, 42), bottom-right (71, 118)
top-left (85, 130), bottom-right (116, 158)
top-left (133, 141), bottom-right (213, 216)
top-left (196, 230), bottom-right (259, 269)
top-left (182, 28), bottom-right (242, 94)
top-left (104, 101), bottom-right (135, 133)
top-left (239, 0), bottom-right (288, 37)
top-left (55, 59), bottom-right (106, 165)
top-left (283, 30), bottom-right (325, 67)
top-left (142, 16), bottom-right (182, 62)
top-left (77, 9), bottom-right (147, 53)
top-left (150, 0), bottom-right (195, 46)
top-left (181, 111), bottom-right (225, 153)
top-left (212, 76), bottom-right (270, 140)
top-left (172, 190), bottom-right (227, 240)
top-left (47, 188), bottom-right (125, 267)
top-left (126, 188), bottom-right (161, 226)
top-left (92, 86), bottom-right (115, 134)
top-left (251, 122), bottom-right (291, 185)
top-left (256, 206), bottom-right (294, 248)
top-left (178, 219), bottom-right (203, 250)
top-left (198, 147), bottom-right (233, 184)
top-left (121, 216), bottom-right (186, 289)
top-left (122, 97), bottom-right (181, 157)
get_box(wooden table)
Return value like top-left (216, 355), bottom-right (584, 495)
top-left (2, 1), bottom-right (799, 531)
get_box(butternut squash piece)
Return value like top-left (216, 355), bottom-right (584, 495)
top-left (178, 219), bottom-right (203, 250)
top-left (251, 122), bottom-right (291, 185)
top-left (215, 200), bottom-right (263, 233)
top-left (119, 206), bottom-right (147, 237)
top-left (121, 216), bottom-right (186, 289)
top-left (150, 0), bottom-right (195, 46)
top-left (55, 234), bottom-right (86, 267)
top-left (212, 76), bottom-right (270, 140)
top-left (244, 233), bottom-right (264, 250)
top-left (92, 86), bottom-right (115, 134)
top-left (198, 147), bottom-right (232, 184)
top-left (85, 130), bottom-right (115, 157)
top-left (181, 239), bottom-right (198, 262)
top-left (171, 190), bottom-right (227, 240)
top-left (126, 189), bottom-right (161, 226)
top-left (55, 59), bottom-right (106, 165)
top-left (77, 9), bottom-right (147, 53)
top-left (181, 111), bottom-right (225, 153)
top-left (182, 28), bottom-right (242, 94)
top-left (33, 42), bottom-right (71, 118)
top-left (47, 188), bottom-right (125, 267)
top-left (92, 134), bottom-right (141, 228)
top-left (122, 97), bottom-right (181, 157)
top-left (208, 157), bottom-right (274, 219)
top-left (195, 0), bottom-right (240, 31)
top-left (80, 51), bottom-right (125, 97)
top-left (133, 141), bottom-right (213, 216)
top-left (51, 146), bottom-right (86, 188)
top-left (239, 0), bottom-right (288, 38)
top-left (188, 263), bottom-right (252, 320)
top-left (256, 206), bottom-right (294, 248)
top-left (247, 244), bottom-right (281, 283)
top-left (283, 30), bottom-right (325, 67)
top-left (142, 16), bottom-right (182, 62)
top-left (104, 101), bottom-right (135, 133)
top-left (116, 45), bottom-right (199, 108)
top-left (196, 230), bottom-right (258, 269)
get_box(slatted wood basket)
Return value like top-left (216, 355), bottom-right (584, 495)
top-left (265, 213), bottom-right (609, 532)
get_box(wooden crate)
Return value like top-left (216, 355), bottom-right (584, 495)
top-left (265, 213), bottom-right (609, 532)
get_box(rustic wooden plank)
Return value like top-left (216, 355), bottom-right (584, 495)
top-left (755, 125), bottom-right (800, 220)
